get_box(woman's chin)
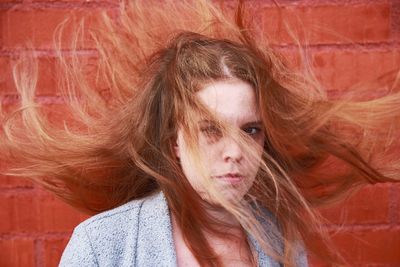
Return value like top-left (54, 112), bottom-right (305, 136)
top-left (199, 188), bottom-right (247, 205)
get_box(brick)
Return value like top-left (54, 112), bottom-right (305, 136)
top-left (32, 0), bottom-right (120, 3)
top-left (2, 54), bottom-right (101, 96)
top-left (1, 55), bottom-right (61, 96)
top-left (37, 192), bottom-right (88, 232)
top-left (1, 102), bottom-right (87, 140)
top-left (35, 55), bottom-right (101, 96)
top-left (307, 227), bottom-right (400, 265)
top-left (306, 256), bottom-right (330, 267)
top-left (0, 9), bottom-right (103, 50)
top-left (34, 55), bottom-right (89, 96)
top-left (43, 237), bottom-right (70, 267)
top-left (393, 183), bottom-right (400, 224)
top-left (329, 228), bottom-right (400, 265)
top-left (42, 102), bottom-right (89, 131)
top-left (0, 159), bottom-right (35, 188)
top-left (318, 184), bottom-right (391, 225)
top-left (0, 0), bottom-right (22, 3)
top-left (0, 191), bottom-right (88, 234)
top-left (312, 49), bottom-right (400, 91)
top-left (0, 56), bottom-right (16, 95)
top-left (35, 57), bottom-right (58, 96)
top-left (307, 254), bottom-right (338, 267)
top-left (392, 0), bottom-right (400, 40)
top-left (0, 56), bottom-right (58, 96)
top-left (0, 193), bottom-right (39, 233)
top-left (0, 175), bottom-right (35, 188)
top-left (260, 4), bottom-right (391, 45)
top-left (0, 238), bottom-right (35, 267)
top-left (275, 49), bottom-right (303, 70)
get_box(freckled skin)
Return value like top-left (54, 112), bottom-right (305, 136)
top-left (174, 78), bottom-right (265, 202)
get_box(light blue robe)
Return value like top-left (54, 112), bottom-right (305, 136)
top-left (59, 191), bottom-right (308, 266)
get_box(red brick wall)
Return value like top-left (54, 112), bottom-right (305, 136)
top-left (1, 0), bottom-right (399, 266)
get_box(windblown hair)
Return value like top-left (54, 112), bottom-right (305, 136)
top-left (1, 1), bottom-right (400, 266)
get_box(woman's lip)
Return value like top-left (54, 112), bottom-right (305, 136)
top-left (214, 175), bottom-right (244, 184)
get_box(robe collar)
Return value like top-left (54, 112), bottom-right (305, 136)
top-left (135, 191), bottom-right (279, 266)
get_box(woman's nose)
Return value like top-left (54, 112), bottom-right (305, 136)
top-left (222, 137), bottom-right (243, 163)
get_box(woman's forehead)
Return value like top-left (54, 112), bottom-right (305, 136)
top-left (195, 79), bottom-right (261, 125)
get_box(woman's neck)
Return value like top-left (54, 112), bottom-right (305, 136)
top-left (203, 204), bottom-right (243, 236)
top-left (171, 211), bottom-right (256, 267)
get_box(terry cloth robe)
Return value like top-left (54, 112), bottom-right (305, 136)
top-left (59, 191), bottom-right (308, 267)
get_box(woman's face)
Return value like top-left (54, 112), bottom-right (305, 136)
top-left (174, 78), bottom-right (265, 202)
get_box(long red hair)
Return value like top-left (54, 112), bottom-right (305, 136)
top-left (1, 1), bottom-right (399, 266)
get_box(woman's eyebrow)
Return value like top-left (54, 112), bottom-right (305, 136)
top-left (241, 120), bottom-right (262, 127)
top-left (197, 119), bottom-right (216, 125)
top-left (197, 119), bottom-right (262, 125)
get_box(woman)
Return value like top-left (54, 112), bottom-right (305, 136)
top-left (1, 1), bottom-right (399, 266)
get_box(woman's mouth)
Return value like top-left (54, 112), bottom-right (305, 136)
top-left (214, 173), bottom-right (244, 185)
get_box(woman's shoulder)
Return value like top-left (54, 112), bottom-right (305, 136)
top-left (78, 195), bottom-right (146, 229)
top-left (59, 191), bottom-right (169, 267)
top-left (74, 190), bottom-right (167, 237)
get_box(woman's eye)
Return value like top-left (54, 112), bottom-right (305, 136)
top-left (243, 127), bottom-right (261, 135)
top-left (201, 126), bottom-right (222, 136)
top-left (200, 125), bottom-right (223, 142)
